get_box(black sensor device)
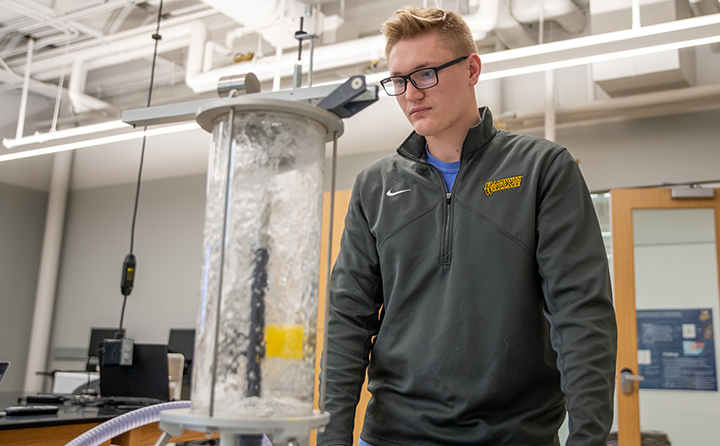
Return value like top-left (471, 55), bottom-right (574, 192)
top-left (120, 253), bottom-right (136, 296)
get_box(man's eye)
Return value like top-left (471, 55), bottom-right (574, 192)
top-left (393, 78), bottom-right (406, 87)
top-left (418, 70), bottom-right (434, 80)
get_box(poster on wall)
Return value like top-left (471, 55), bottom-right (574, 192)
top-left (637, 308), bottom-right (717, 391)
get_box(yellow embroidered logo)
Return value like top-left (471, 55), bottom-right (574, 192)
top-left (484, 175), bottom-right (523, 196)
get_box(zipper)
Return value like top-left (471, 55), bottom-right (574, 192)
top-left (425, 163), bottom-right (453, 266)
top-left (441, 192), bottom-right (453, 266)
top-left (398, 147), bottom-right (458, 266)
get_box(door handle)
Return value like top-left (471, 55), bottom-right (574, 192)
top-left (620, 368), bottom-right (644, 394)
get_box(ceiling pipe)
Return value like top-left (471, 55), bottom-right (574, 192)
top-left (0, 0), bottom-right (84, 58)
top-left (15, 36), bottom-right (35, 139)
top-left (464, 0), bottom-right (538, 47)
top-left (0, 0), bottom-right (635, 116)
top-left (189, 0), bottom-right (535, 93)
top-left (185, 32), bottom-right (386, 94)
top-left (464, 0), bottom-right (500, 39)
top-left (68, 59), bottom-right (116, 114)
top-left (28, 24), bottom-right (196, 81)
top-left (510, 0), bottom-right (587, 34)
top-left (223, 18), bottom-right (295, 54)
top-left (497, 83), bottom-right (720, 131)
top-left (6, 4), bottom-right (196, 114)
top-left (199, 0), bottom-right (285, 24)
top-left (480, 0), bottom-right (537, 48)
top-left (184, 21), bottom-right (209, 93)
top-left (689, 0), bottom-right (720, 16)
top-left (0, 0), bottom-right (140, 35)
top-left (15, 0), bottom-right (550, 102)
top-left (6, 7), bottom-right (219, 76)
top-left (1, 0), bottom-right (186, 48)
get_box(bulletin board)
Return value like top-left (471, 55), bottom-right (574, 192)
top-left (637, 308), bottom-right (717, 391)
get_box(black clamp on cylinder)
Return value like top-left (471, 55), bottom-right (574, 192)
top-left (317, 76), bottom-right (378, 118)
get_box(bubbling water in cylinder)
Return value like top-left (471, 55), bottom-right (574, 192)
top-left (191, 108), bottom-right (326, 419)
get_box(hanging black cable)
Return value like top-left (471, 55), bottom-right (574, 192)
top-left (118, 0), bottom-right (165, 333)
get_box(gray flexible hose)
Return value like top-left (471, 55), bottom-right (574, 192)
top-left (64, 400), bottom-right (191, 446)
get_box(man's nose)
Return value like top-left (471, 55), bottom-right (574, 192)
top-left (404, 81), bottom-right (424, 100)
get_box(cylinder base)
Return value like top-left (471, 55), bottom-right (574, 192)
top-left (158, 408), bottom-right (330, 446)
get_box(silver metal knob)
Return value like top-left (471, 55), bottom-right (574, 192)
top-left (620, 368), bottom-right (645, 395)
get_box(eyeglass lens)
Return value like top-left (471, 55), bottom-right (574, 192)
top-left (381, 56), bottom-right (467, 96)
top-left (382, 69), bottom-right (437, 96)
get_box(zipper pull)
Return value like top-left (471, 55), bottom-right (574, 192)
top-left (446, 193), bottom-right (452, 203)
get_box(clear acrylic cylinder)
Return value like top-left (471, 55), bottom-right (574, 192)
top-left (191, 98), bottom-right (342, 419)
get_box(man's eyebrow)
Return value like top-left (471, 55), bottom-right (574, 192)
top-left (390, 62), bottom-right (435, 76)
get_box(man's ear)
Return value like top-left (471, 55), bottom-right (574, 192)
top-left (468, 54), bottom-right (482, 85)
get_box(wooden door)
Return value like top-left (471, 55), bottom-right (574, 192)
top-left (611, 187), bottom-right (720, 446)
top-left (313, 190), bottom-right (371, 446)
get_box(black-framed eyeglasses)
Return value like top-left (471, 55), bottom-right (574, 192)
top-left (380, 56), bottom-right (469, 96)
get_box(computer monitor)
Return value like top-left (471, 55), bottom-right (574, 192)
top-left (0, 361), bottom-right (9, 384)
top-left (168, 329), bottom-right (195, 400)
top-left (168, 329), bottom-right (195, 363)
top-left (99, 343), bottom-right (169, 401)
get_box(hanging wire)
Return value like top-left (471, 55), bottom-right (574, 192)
top-left (119, 0), bottom-right (165, 332)
top-left (129, 0), bottom-right (164, 255)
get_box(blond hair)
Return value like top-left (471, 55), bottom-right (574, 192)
top-left (381, 6), bottom-right (478, 61)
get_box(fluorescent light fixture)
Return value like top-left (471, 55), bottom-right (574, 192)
top-left (3, 120), bottom-right (129, 149)
top-left (367, 13), bottom-right (720, 83)
top-left (0, 122), bottom-right (200, 162)
top-left (478, 12), bottom-right (720, 80)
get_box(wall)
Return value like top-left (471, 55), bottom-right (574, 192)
top-left (332, 107), bottom-right (720, 194)
top-left (47, 174), bottom-right (206, 373)
top-left (538, 109), bottom-right (720, 192)
top-left (2, 104), bottom-right (719, 402)
top-left (0, 183), bottom-right (47, 392)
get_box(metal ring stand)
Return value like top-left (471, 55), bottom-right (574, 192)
top-left (153, 96), bottom-right (341, 446)
top-left (158, 408), bottom-right (330, 446)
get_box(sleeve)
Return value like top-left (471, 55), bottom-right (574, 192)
top-left (317, 174), bottom-right (383, 446)
top-left (535, 149), bottom-right (618, 446)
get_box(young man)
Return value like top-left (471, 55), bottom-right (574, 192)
top-left (319, 7), bottom-right (617, 446)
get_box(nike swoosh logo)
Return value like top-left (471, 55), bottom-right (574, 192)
top-left (386, 188), bottom-right (411, 197)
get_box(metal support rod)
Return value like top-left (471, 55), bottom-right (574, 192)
top-left (51, 41), bottom-right (70, 133)
top-left (544, 69), bottom-right (556, 142)
top-left (319, 131), bottom-right (339, 413)
top-left (308, 37), bottom-right (315, 87)
top-left (297, 17), bottom-right (304, 61)
top-left (632, 0), bottom-right (641, 29)
top-left (538, 0), bottom-right (545, 45)
top-left (272, 18), bottom-right (284, 91)
top-left (16, 35), bottom-right (35, 139)
top-left (210, 106), bottom-right (236, 417)
top-left (153, 431), bottom-right (173, 446)
top-left (540, 0), bottom-right (552, 141)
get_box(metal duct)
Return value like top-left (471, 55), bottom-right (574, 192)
top-left (590, 0), bottom-right (696, 97)
top-left (510, 0), bottom-right (587, 34)
top-left (689, 0), bottom-right (720, 16)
